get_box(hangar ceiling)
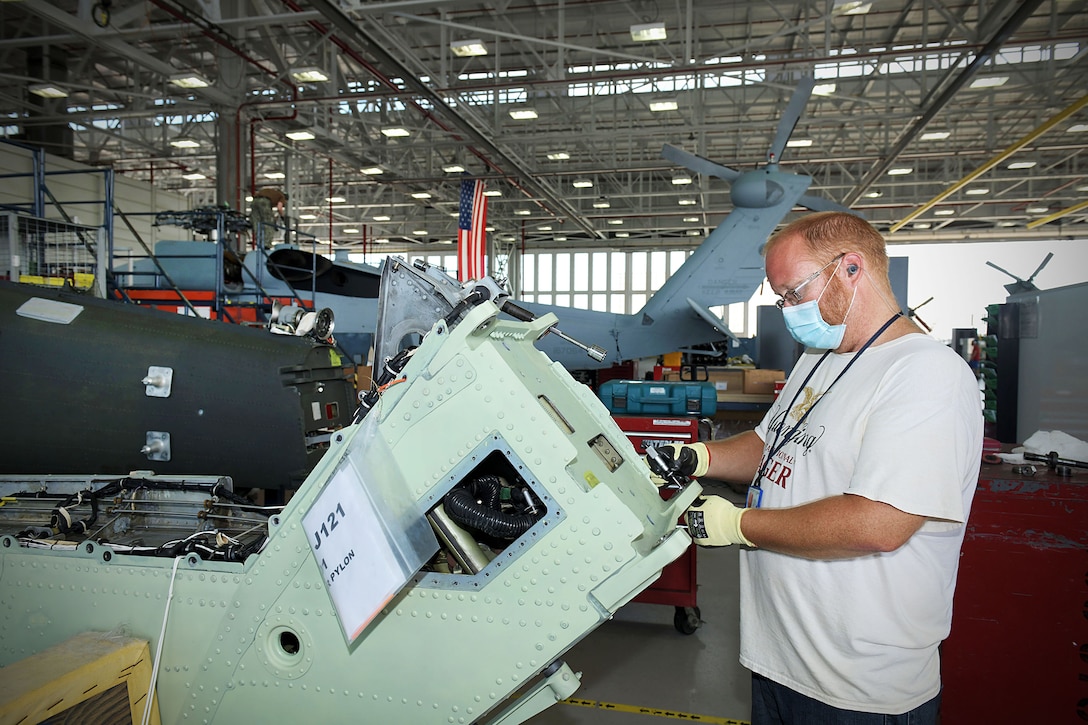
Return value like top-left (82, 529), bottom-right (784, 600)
top-left (1, 0), bottom-right (1086, 253)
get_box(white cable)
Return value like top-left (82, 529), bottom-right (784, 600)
top-left (143, 555), bottom-right (183, 725)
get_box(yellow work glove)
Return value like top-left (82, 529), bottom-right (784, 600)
top-left (643, 442), bottom-right (711, 485)
top-left (684, 495), bottom-right (754, 547)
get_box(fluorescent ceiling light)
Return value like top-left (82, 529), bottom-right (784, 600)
top-left (863, 190), bottom-right (883, 198)
top-left (372, 215), bottom-right (391, 221)
top-left (182, 172), bottom-right (205, 180)
top-left (683, 216), bottom-right (700, 222)
top-left (887, 167), bottom-right (913, 175)
top-left (1026, 206), bottom-right (1050, 214)
top-left (442, 164), bottom-right (465, 173)
top-left (630, 22), bottom-right (667, 42)
top-left (592, 198), bottom-right (611, 208)
top-left (687, 229), bottom-right (701, 235)
top-left (615, 231), bottom-right (629, 238)
top-left (411, 192), bottom-right (432, 199)
top-left (538, 225), bottom-right (552, 231)
top-left (672, 173), bottom-right (693, 185)
top-left (264, 172), bottom-right (285, 179)
top-left (607, 219), bottom-right (623, 225)
top-left (482, 189), bottom-right (502, 197)
top-left (970, 76), bottom-right (1008, 89)
top-left (325, 196), bottom-right (346, 203)
top-left (1067, 124), bottom-right (1088, 133)
top-left (412, 229), bottom-right (428, 235)
top-left (361, 167), bottom-right (383, 175)
top-left (678, 198), bottom-right (697, 205)
top-left (546, 151), bottom-right (570, 160)
top-left (813, 83), bottom-right (836, 96)
top-left (509, 108), bottom-right (538, 120)
top-left (649, 98), bottom-right (678, 112)
top-left (290, 67), bottom-right (328, 83)
top-left (554, 235), bottom-right (567, 242)
top-left (1076, 185), bottom-right (1088, 193)
top-left (913, 222), bottom-right (931, 229)
top-left (786, 139), bottom-right (813, 147)
top-left (965, 187), bottom-right (989, 195)
top-left (1007, 161), bottom-right (1036, 169)
top-left (934, 209), bottom-right (955, 216)
top-left (169, 139), bottom-right (200, 148)
top-left (344, 228), bottom-right (360, 234)
top-left (381, 127), bottom-right (410, 137)
top-left (920, 131), bottom-right (950, 141)
top-left (170, 73), bottom-right (209, 89)
top-left (299, 213), bottom-right (318, 220)
top-left (833, 0), bottom-right (872, 14)
top-left (515, 209), bottom-right (531, 216)
top-left (997, 221), bottom-right (1016, 227)
top-left (28, 83), bottom-right (68, 98)
top-left (286, 130), bottom-right (315, 140)
top-left (451, 39), bottom-right (488, 57)
top-left (572, 179), bottom-right (594, 188)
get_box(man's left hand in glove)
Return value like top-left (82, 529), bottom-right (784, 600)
top-left (685, 495), bottom-right (754, 547)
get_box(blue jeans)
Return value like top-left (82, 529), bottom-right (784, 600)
top-left (751, 672), bottom-right (941, 725)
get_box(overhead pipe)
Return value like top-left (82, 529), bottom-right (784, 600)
top-left (329, 157), bottom-right (334, 255)
top-left (145, 0), bottom-right (301, 214)
top-left (843, 0), bottom-right (1048, 208)
top-left (1026, 198), bottom-right (1088, 229)
top-left (287, 0), bottom-right (602, 239)
top-left (889, 93), bottom-right (1088, 232)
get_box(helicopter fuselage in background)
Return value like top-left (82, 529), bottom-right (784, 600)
top-left (0, 281), bottom-right (356, 492)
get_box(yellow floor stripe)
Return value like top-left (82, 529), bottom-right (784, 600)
top-left (562, 697), bottom-right (749, 724)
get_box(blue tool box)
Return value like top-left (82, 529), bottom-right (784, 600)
top-left (598, 380), bottom-right (717, 416)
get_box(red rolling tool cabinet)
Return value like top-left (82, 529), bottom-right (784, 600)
top-left (940, 460), bottom-right (1088, 722)
top-left (613, 415), bottom-right (703, 634)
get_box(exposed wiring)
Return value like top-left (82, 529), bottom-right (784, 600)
top-left (143, 554), bottom-right (182, 725)
top-left (6, 476), bottom-right (270, 563)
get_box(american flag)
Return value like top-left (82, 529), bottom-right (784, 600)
top-left (457, 178), bottom-right (487, 281)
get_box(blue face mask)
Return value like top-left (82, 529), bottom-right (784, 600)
top-left (780, 259), bottom-right (855, 349)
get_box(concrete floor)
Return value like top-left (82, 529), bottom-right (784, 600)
top-left (529, 482), bottom-right (751, 725)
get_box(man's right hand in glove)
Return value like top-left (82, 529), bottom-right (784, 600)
top-left (643, 442), bottom-right (711, 485)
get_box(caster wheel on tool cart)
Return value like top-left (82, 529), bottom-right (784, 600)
top-left (673, 606), bottom-right (701, 635)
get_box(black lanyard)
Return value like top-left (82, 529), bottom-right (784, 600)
top-left (754, 312), bottom-right (902, 488)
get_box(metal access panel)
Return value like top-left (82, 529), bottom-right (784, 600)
top-left (0, 299), bottom-right (699, 725)
top-left (1010, 281), bottom-right (1088, 442)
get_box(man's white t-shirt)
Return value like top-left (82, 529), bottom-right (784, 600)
top-left (741, 333), bottom-right (983, 714)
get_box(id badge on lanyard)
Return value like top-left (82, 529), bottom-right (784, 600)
top-left (746, 484), bottom-right (763, 508)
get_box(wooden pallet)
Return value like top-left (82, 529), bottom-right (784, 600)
top-left (0, 631), bottom-right (161, 725)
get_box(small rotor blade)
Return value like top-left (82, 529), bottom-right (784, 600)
top-left (768, 75), bottom-right (815, 164)
top-left (662, 144), bottom-right (741, 183)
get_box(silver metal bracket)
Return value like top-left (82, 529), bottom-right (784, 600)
top-left (142, 431), bottom-right (171, 461)
top-left (143, 366), bottom-right (173, 397)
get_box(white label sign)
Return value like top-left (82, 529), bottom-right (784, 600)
top-left (303, 466), bottom-right (414, 642)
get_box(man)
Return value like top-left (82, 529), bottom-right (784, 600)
top-left (250, 187), bottom-right (287, 248)
top-left (653, 211), bottom-right (982, 723)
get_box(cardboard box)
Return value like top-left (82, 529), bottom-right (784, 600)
top-left (705, 368), bottom-right (745, 392)
top-left (743, 369), bottom-right (786, 395)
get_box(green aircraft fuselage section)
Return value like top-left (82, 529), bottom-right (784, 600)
top-left (0, 300), bottom-right (699, 725)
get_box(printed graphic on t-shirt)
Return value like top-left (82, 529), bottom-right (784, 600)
top-left (761, 386), bottom-right (827, 492)
top-left (790, 386), bottom-right (822, 422)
